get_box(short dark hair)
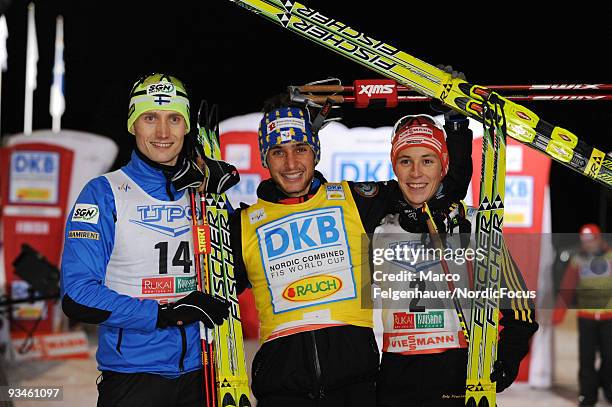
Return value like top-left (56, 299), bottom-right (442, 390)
top-left (261, 93), bottom-right (306, 114)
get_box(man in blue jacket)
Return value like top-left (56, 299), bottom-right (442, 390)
top-left (61, 73), bottom-right (230, 407)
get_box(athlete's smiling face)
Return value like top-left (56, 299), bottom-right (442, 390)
top-left (394, 146), bottom-right (444, 208)
top-left (266, 142), bottom-right (315, 197)
top-left (133, 110), bottom-right (187, 166)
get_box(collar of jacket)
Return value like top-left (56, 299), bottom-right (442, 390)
top-left (126, 149), bottom-right (184, 200)
top-left (133, 148), bottom-right (185, 177)
top-left (256, 170), bottom-right (327, 204)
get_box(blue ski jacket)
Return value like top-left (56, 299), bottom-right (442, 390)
top-left (61, 150), bottom-right (201, 378)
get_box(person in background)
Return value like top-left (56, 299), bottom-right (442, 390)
top-left (555, 224), bottom-right (612, 407)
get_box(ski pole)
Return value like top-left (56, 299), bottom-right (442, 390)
top-left (189, 188), bottom-right (217, 407)
top-left (486, 84), bottom-right (612, 91)
top-left (296, 94), bottom-right (612, 105)
top-left (422, 203), bottom-right (471, 345)
top-left (291, 80), bottom-right (612, 108)
top-left (295, 82), bottom-right (612, 93)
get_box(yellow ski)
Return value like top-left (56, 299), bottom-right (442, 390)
top-left (226, 0), bottom-right (611, 189)
top-left (198, 103), bottom-right (251, 407)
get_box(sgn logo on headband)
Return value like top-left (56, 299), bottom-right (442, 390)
top-left (147, 82), bottom-right (176, 96)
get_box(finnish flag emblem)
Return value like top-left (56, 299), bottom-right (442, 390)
top-left (154, 95), bottom-right (171, 106)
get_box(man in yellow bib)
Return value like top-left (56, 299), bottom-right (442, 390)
top-left (229, 94), bottom-right (473, 406)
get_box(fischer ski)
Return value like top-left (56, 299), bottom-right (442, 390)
top-left (196, 102), bottom-right (251, 407)
top-left (465, 95), bottom-right (507, 407)
top-left (226, 0), bottom-right (612, 189)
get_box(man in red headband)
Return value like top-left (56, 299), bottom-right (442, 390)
top-left (374, 114), bottom-right (538, 406)
top-left (390, 114), bottom-right (450, 209)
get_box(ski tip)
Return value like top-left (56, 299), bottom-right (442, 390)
top-left (478, 397), bottom-right (491, 407)
top-left (239, 393), bottom-right (252, 407)
top-left (221, 392), bottom-right (236, 407)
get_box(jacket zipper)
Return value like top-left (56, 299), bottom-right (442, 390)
top-left (179, 326), bottom-right (187, 372)
top-left (310, 331), bottom-right (324, 399)
top-left (116, 328), bottom-right (123, 354)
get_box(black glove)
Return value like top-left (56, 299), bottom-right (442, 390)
top-left (396, 202), bottom-right (448, 234)
top-left (202, 155), bottom-right (240, 194)
top-left (490, 359), bottom-right (520, 393)
top-left (171, 156), bottom-right (240, 194)
top-left (397, 204), bottom-right (429, 233)
top-left (437, 64), bottom-right (467, 81)
top-left (425, 191), bottom-right (456, 214)
top-left (492, 318), bottom-right (539, 392)
top-left (171, 158), bottom-right (206, 191)
top-left (431, 64), bottom-right (469, 122)
top-left (156, 291), bottom-right (230, 329)
top-left (171, 130), bottom-right (240, 193)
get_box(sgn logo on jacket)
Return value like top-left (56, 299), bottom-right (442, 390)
top-left (129, 205), bottom-right (197, 237)
top-left (72, 204), bottom-right (100, 224)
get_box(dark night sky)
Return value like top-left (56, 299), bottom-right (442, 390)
top-left (1, 0), bottom-right (611, 232)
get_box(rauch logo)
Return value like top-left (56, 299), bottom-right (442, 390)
top-left (282, 275), bottom-right (342, 302)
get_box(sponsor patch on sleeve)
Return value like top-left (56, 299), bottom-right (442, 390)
top-left (326, 184), bottom-right (345, 200)
top-left (68, 230), bottom-right (100, 240)
top-left (71, 204), bottom-right (100, 224)
top-left (249, 208), bottom-right (266, 224)
top-left (353, 182), bottom-right (379, 198)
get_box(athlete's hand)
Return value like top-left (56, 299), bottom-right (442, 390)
top-left (171, 158), bottom-right (206, 191)
top-left (396, 202), bottom-right (429, 233)
top-left (195, 156), bottom-right (207, 193)
top-left (437, 64), bottom-right (467, 81)
top-left (431, 64), bottom-right (469, 122)
top-left (202, 155), bottom-right (241, 195)
top-left (194, 155), bottom-right (240, 195)
top-left (395, 200), bottom-right (451, 234)
top-left (490, 359), bottom-right (520, 393)
top-left (156, 291), bottom-right (230, 329)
